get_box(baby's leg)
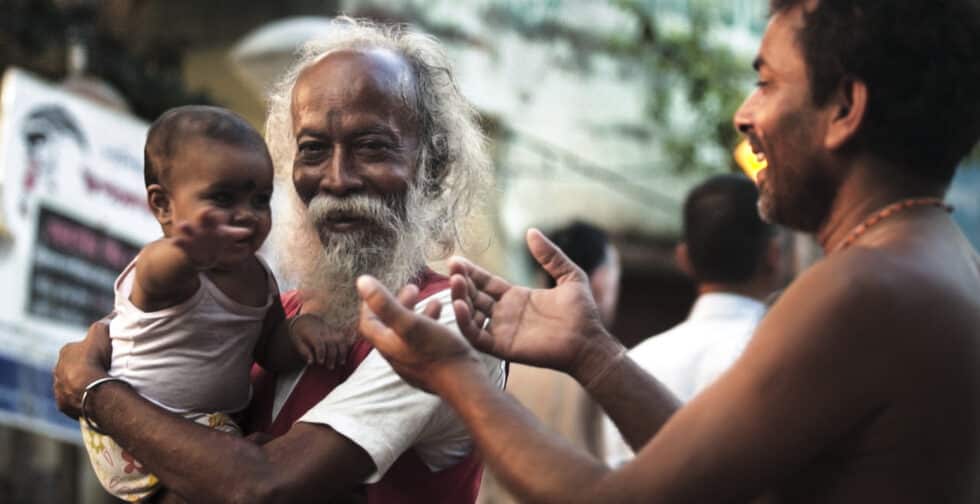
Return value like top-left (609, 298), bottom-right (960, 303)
top-left (80, 413), bottom-right (241, 502)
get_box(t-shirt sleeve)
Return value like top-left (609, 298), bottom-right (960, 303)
top-left (298, 347), bottom-right (441, 482)
top-left (295, 288), bottom-right (502, 482)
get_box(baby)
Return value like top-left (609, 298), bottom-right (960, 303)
top-left (80, 106), bottom-right (345, 502)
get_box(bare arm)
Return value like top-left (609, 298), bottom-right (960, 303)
top-left (448, 229), bottom-right (680, 448)
top-left (132, 208), bottom-right (251, 310)
top-left (132, 238), bottom-right (202, 309)
top-left (576, 340), bottom-right (681, 451)
top-left (54, 323), bottom-right (374, 504)
top-left (357, 237), bottom-right (896, 502)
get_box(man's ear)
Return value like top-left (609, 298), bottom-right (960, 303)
top-left (824, 77), bottom-right (868, 151)
top-left (675, 242), bottom-right (695, 278)
top-left (146, 184), bottom-right (172, 225)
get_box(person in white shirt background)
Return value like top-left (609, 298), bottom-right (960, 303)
top-left (602, 173), bottom-right (787, 466)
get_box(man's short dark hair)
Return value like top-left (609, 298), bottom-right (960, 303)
top-left (540, 221), bottom-right (611, 288)
top-left (144, 105), bottom-right (270, 187)
top-left (769, 0), bottom-right (980, 182)
top-left (684, 175), bottom-right (774, 284)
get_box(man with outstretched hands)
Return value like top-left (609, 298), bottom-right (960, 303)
top-left (353, 0), bottom-right (980, 501)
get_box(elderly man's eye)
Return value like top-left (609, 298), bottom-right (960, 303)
top-left (297, 141), bottom-right (328, 162)
top-left (298, 141), bottom-right (323, 153)
top-left (356, 141), bottom-right (395, 159)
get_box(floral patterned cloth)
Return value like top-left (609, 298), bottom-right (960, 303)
top-left (81, 411), bottom-right (241, 502)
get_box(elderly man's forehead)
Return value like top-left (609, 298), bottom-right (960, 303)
top-left (293, 48), bottom-right (417, 103)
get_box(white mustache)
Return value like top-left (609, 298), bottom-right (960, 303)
top-left (307, 194), bottom-right (399, 229)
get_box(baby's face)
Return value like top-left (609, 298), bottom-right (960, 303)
top-left (167, 138), bottom-right (274, 268)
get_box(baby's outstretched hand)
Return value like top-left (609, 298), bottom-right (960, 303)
top-left (172, 208), bottom-right (251, 269)
top-left (288, 313), bottom-right (351, 370)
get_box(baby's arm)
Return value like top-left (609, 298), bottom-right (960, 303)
top-left (131, 208), bottom-right (250, 311)
top-left (131, 239), bottom-right (202, 311)
top-left (255, 295), bottom-right (352, 372)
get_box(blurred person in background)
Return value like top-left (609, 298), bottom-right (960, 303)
top-left (602, 174), bottom-right (784, 467)
top-left (544, 222), bottom-right (622, 330)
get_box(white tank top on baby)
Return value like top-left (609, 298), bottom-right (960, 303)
top-left (108, 257), bottom-right (275, 414)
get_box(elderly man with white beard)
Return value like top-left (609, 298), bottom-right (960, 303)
top-left (52, 18), bottom-right (504, 504)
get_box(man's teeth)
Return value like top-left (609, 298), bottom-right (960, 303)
top-left (755, 152), bottom-right (766, 162)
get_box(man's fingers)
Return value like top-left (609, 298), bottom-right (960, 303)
top-left (452, 299), bottom-right (492, 351)
top-left (422, 299), bottom-right (442, 320)
top-left (357, 301), bottom-right (404, 356)
top-left (450, 273), bottom-right (495, 316)
top-left (86, 319), bottom-right (113, 367)
top-left (526, 228), bottom-right (588, 285)
top-left (357, 276), bottom-right (417, 336)
top-left (452, 299), bottom-right (482, 338)
top-left (396, 284), bottom-right (420, 309)
top-left (448, 257), bottom-right (511, 299)
top-left (450, 275), bottom-right (473, 311)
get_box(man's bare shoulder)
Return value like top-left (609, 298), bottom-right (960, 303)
top-left (797, 241), bottom-right (968, 312)
top-left (755, 237), bottom-right (980, 368)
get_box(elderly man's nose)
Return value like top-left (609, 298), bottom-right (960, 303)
top-left (320, 152), bottom-right (364, 196)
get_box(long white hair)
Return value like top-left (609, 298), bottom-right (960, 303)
top-left (265, 17), bottom-right (491, 328)
top-left (266, 16), bottom-right (490, 258)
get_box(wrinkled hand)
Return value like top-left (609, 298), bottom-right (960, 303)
top-left (53, 318), bottom-right (114, 418)
top-left (289, 314), bottom-right (350, 370)
top-left (449, 228), bottom-right (610, 377)
top-left (356, 276), bottom-right (484, 393)
top-left (172, 208), bottom-right (251, 269)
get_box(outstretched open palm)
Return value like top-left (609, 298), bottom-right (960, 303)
top-left (450, 229), bottom-right (609, 375)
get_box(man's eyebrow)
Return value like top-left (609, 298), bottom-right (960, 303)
top-left (295, 128), bottom-right (326, 140)
top-left (353, 125), bottom-right (399, 138)
top-left (294, 125), bottom-right (400, 140)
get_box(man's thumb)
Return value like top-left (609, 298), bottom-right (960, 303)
top-left (526, 228), bottom-right (587, 285)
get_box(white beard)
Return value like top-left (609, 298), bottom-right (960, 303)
top-left (277, 186), bottom-right (435, 332)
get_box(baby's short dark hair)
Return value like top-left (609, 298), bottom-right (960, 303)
top-left (144, 105), bottom-right (270, 187)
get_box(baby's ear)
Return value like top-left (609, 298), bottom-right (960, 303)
top-left (146, 184), bottom-right (172, 226)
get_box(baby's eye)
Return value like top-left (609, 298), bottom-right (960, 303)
top-left (208, 192), bottom-right (234, 207)
top-left (252, 193), bottom-right (272, 208)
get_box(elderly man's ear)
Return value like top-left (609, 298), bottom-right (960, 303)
top-left (147, 184), bottom-right (173, 227)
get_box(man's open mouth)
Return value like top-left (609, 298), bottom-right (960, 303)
top-left (749, 140), bottom-right (767, 165)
